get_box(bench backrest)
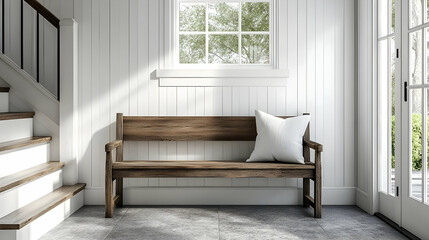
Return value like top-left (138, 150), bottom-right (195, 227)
top-left (116, 113), bottom-right (310, 142)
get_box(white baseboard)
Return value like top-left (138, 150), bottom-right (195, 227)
top-left (84, 187), bottom-right (356, 205)
top-left (356, 187), bottom-right (371, 214)
top-left (0, 191), bottom-right (84, 240)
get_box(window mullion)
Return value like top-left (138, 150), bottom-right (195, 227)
top-left (239, 2), bottom-right (242, 64)
top-left (206, 2), bottom-right (209, 64)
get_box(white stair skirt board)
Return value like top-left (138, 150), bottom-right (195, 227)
top-left (0, 93), bottom-right (8, 112)
top-left (84, 187), bottom-right (356, 205)
top-left (0, 143), bottom-right (49, 178)
top-left (0, 191), bottom-right (84, 240)
top-left (0, 170), bottom-right (62, 218)
top-left (0, 118), bottom-right (33, 143)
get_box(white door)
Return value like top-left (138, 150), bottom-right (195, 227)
top-left (378, 0), bottom-right (401, 224)
top-left (401, 0), bottom-right (429, 238)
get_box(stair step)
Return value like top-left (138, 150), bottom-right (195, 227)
top-left (0, 112), bottom-right (34, 121)
top-left (0, 183), bottom-right (86, 230)
top-left (0, 137), bottom-right (51, 153)
top-left (0, 87), bottom-right (9, 92)
top-left (0, 162), bottom-right (64, 194)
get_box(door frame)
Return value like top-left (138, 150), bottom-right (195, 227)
top-left (375, 0), bottom-right (403, 225)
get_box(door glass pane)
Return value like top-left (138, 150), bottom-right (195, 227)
top-left (411, 89), bottom-right (423, 200)
top-left (379, 0), bottom-right (388, 37)
top-left (390, 0), bottom-right (395, 34)
top-left (379, 39), bottom-right (389, 193)
top-left (410, 30), bottom-right (423, 85)
top-left (426, 89), bottom-right (429, 203)
top-left (390, 37), bottom-right (396, 195)
top-left (410, 0), bottom-right (423, 28)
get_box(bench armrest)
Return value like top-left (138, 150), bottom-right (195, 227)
top-left (105, 140), bottom-right (123, 152)
top-left (304, 139), bottom-right (323, 152)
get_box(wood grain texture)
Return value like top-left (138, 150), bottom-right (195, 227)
top-left (113, 169), bottom-right (315, 179)
top-left (115, 113), bottom-right (124, 206)
top-left (122, 116), bottom-right (304, 141)
top-left (105, 140), bottom-right (122, 152)
top-left (0, 87), bottom-right (10, 92)
top-left (304, 194), bottom-right (315, 208)
top-left (0, 137), bottom-right (52, 152)
top-left (304, 139), bottom-right (323, 152)
top-left (112, 161), bottom-right (315, 170)
top-left (0, 184), bottom-right (86, 229)
top-left (0, 162), bottom-right (64, 193)
top-left (105, 151), bottom-right (113, 218)
top-left (0, 112), bottom-right (35, 121)
top-left (315, 150), bottom-right (322, 218)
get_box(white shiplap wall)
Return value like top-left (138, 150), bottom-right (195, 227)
top-left (67, 0), bottom-right (356, 204)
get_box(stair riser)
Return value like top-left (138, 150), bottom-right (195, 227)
top-left (0, 118), bottom-right (32, 142)
top-left (0, 93), bottom-right (8, 112)
top-left (0, 143), bottom-right (49, 178)
top-left (0, 191), bottom-right (83, 240)
top-left (0, 170), bottom-right (62, 218)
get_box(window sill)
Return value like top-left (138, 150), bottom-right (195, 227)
top-left (155, 69), bottom-right (289, 87)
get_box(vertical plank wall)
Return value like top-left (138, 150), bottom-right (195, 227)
top-left (69, 0), bottom-right (356, 204)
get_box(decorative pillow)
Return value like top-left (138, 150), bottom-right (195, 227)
top-left (246, 110), bottom-right (311, 164)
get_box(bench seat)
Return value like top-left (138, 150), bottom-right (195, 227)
top-left (112, 161), bottom-right (315, 170)
top-left (112, 161), bottom-right (315, 179)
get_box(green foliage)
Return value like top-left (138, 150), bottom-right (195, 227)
top-left (391, 116), bottom-right (395, 168)
top-left (241, 34), bottom-right (269, 64)
top-left (208, 3), bottom-right (238, 31)
top-left (179, 34), bottom-right (206, 64)
top-left (209, 35), bottom-right (239, 63)
top-left (411, 113), bottom-right (423, 171)
top-left (241, 2), bottom-right (269, 31)
top-left (391, 114), bottom-right (429, 171)
top-left (180, 3), bottom-right (205, 31)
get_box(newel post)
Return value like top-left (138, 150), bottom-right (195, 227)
top-left (59, 18), bottom-right (78, 185)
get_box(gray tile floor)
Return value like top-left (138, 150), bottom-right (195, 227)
top-left (41, 206), bottom-right (407, 240)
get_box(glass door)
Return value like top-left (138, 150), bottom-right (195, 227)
top-left (378, 0), bottom-right (401, 224)
top-left (401, 0), bottom-right (429, 238)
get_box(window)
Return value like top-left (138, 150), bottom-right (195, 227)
top-left (158, 0), bottom-right (287, 86)
top-left (176, 0), bottom-right (272, 66)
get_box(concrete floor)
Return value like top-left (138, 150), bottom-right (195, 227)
top-left (41, 206), bottom-right (407, 240)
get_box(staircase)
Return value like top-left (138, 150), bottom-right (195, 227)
top-left (0, 87), bottom-right (85, 240)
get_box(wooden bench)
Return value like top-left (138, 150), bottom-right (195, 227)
top-left (105, 113), bottom-right (323, 218)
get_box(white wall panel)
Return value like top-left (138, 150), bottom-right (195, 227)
top-left (70, 0), bottom-right (357, 202)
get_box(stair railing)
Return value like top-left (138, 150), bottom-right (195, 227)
top-left (1, 0), bottom-right (60, 100)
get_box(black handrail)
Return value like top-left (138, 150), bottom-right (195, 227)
top-left (23, 0), bottom-right (59, 28)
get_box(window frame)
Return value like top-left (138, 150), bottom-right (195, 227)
top-left (159, 0), bottom-right (288, 86)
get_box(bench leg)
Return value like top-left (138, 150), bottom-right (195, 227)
top-left (303, 178), bottom-right (310, 208)
top-left (116, 177), bottom-right (123, 207)
top-left (105, 152), bottom-right (113, 218)
top-left (314, 152), bottom-right (322, 218)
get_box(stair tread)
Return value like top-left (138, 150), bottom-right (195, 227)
top-left (0, 112), bottom-right (35, 120)
top-left (0, 162), bottom-right (65, 194)
top-left (0, 87), bottom-right (9, 92)
top-left (0, 136), bottom-right (52, 152)
top-left (0, 183), bottom-right (86, 230)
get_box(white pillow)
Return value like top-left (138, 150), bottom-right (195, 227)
top-left (246, 110), bottom-right (311, 164)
